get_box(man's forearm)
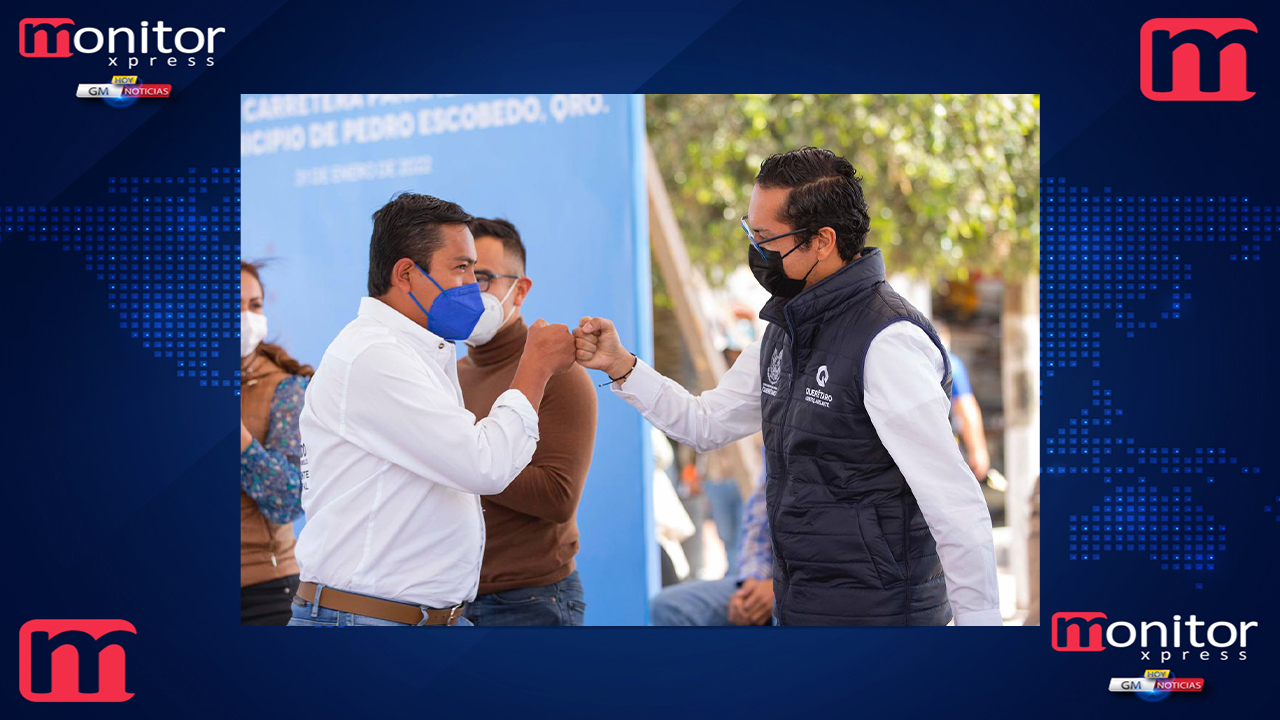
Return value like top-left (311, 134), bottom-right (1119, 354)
top-left (510, 361), bottom-right (552, 410)
top-left (612, 357), bottom-right (763, 453)
top-left (957, 396), bottom-right (990, 474)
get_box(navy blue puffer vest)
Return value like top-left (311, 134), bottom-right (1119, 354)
top-left (759, 247), bottom-right (953, 626)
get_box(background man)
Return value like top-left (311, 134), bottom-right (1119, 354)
top-left (456, 218), bottom-right (597, 626)
top-left (934, 321), bottom-right (991, 482)
top-left (290, 193), bottom-right (575, 627)
top-left (651, 470), bottom-right (773, 626)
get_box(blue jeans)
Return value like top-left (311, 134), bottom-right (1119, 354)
top-left (704, 479), bottom-right (744, 575)
top-left (650, 577), bottom-right (741, 626)
top-left (286, 595), bottom-right (473, 627)
top-left (463, 570), bottom-right (585, 626)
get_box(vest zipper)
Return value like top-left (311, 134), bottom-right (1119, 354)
top-left (767, 309), bottom-right (802, 624)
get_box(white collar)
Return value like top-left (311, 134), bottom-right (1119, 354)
top-left (357, 296), bottom-right (453, 365)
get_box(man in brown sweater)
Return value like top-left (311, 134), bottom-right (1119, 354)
top-left (456, 218), bottom-right (598, 625)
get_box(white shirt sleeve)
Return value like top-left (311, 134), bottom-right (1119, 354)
top-left (339, 341), bottom-right (540, 495)
top-left (863, 322), bottom-right (1002, 626)
top-left (611, 338), bottom-right (764, 453)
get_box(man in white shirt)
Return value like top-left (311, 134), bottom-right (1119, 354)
top-left (575, 148), bottom-right (1001, 626)
top-left (288, 192), bottom-right (575, 627)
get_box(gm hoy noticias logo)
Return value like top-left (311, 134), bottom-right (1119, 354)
top-left (1052, 612), bottom-right (1258, 662)
top-left (76, 76), bottom-right (172, 108)
top-left (1140, 18), bottom-right (1258, 101)
top-left (1109, 670), bottom-right (1205, 702)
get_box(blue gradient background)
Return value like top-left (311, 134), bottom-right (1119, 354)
top-left (1, 0), bottom-right (1274, 717)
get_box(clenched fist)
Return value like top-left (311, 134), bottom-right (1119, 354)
top-left (525, 318), bottom-right (576, 375)
top-left (573, 316), bottom-right (634, 380)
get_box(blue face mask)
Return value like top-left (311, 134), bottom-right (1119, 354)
top-left (407, 265), bottom-right (485, 342)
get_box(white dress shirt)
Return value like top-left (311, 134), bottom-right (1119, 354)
top-left (613, 323), bottom-right (1001, 626)
top-left (295, 297), bottom-right (540, 608)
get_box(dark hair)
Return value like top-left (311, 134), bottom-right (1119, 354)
top-left (755, 147), bottom-right (871, 261)
top-left (468, 217), bottom-right (527, 272)
top-left (240, 261), bottom-right (314, 379)
top-left (367, 192), bottom-right (473, 296)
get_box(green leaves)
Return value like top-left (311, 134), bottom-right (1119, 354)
top-left (646, 94), bottom-right (1040, 282)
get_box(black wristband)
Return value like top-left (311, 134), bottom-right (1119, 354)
top-left (598, 353), bottom-right (638, 387)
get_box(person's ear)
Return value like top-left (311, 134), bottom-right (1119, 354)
top-left (513, 276), bottom-right (533, 308)
top-left (390, 257), bottom-right (418, 294)
top-left (816, 227), bottom-right (838, 261)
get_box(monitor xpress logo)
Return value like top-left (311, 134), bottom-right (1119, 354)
top-left (18, 620), bottom-right (137, 702)
top-left (18, 18), bottom-right (223, 67)
top-left (1140, 18), bottom-right (1257, 101)
top-left (1052, 612), bottom-right (1258, 661)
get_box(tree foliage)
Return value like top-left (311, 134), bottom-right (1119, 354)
top-left (645, 94), bottom-right (1040, 284)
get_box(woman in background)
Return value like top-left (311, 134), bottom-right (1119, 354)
top-left (240, 261), bottom-right (312, 625)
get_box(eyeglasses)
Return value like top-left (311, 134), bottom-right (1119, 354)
top-left (474, 270), bottom-right (521, 293)
top-left (740, 215), bottom-right (812, 259)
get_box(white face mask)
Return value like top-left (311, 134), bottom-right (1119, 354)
top-left (241, 310), bottom-right (269, 358)
top-left (464, 281), bottom-right (518, 347)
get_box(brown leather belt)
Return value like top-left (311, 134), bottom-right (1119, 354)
top-left (295, 582), bottom-right (466, 626)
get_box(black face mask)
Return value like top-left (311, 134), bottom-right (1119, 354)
top-left (748, 240), bottom-right (818, 299)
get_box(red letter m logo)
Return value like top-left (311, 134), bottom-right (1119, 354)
top-left (1141, 18), bottom-right (1257, 101)
top-left (1051, 612), bottom-right (1108, 652)
top-left (18, 620), bottom-right (136, 702)
top-left (18, 18), bottom-right (75, 58)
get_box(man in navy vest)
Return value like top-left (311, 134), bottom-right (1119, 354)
top-left (575, 147), bottom-right (1000, 625)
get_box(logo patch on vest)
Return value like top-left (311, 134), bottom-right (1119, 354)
top-left (763, 347), bottom-right (783, 396)
top-left (805, 386), bottom-right (833, 408)
top-left (804, 365), bottom-right (833, 408)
